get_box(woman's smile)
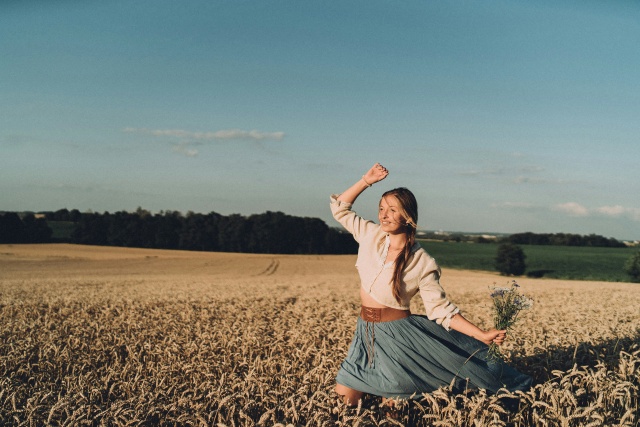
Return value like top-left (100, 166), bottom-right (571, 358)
top-left (379, 196), bottom-right (404, 233)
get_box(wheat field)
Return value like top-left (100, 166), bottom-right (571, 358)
top-left (1, 244), bottom-right (638, 426)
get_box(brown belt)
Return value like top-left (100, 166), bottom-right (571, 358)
top-left (360, 306), bottom-right (410, 322)
top-left (360, 306), bottom-right (409, 367)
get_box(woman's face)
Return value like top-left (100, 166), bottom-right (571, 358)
top-left (378, 195), bottom-right (406, 234)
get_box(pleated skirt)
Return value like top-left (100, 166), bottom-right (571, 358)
top-left (335, 315), bottom-right (533, 399)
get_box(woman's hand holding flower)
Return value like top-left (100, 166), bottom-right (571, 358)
top-left (481, 328), bottom-right (506, 346)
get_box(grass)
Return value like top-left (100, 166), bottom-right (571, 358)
top-left (419, 240), bottom-right (637, 282)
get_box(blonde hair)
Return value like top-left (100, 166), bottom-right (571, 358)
top-left (380, 187), bottom-right (418, 304)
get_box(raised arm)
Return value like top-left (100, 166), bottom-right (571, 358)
top-left (337, 163), bottom-right (389, 204)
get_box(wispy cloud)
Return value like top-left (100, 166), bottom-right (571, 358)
top-left (520, 165), bottom-right (545, 173)
top-left (458, 167), bottom-right (507, 177)
top-left (491, 201), bottom-right (535, 209)
top-left (498, 200), bottom-right (640, 222)
top-left (553, 202), bottom-right (590, 217)
top-left (123, 127), bottom-right (286, 157)
top-left (595, 205), bottom-right (626, 217)
top-left (595, 205), bottom-right (640, 221)
top-left (458, 164), bottom-right (548, 183)
top-left (459, 164), bottom-right (570, 186)
top-left (172, 141), bottom-right (198, 157)
top-left (124, 127), bottom-right (285, 141)
top-left (553, 202), bottom-right (640, 221)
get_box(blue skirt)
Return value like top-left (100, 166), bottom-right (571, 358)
top-left (336, 315), bottom-right (532, 399)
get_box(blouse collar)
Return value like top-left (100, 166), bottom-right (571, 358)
top-left (380, 234), bottom-right (421, 267)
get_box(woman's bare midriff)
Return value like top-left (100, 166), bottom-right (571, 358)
top-left (360, 287), bottom-right (392, 308)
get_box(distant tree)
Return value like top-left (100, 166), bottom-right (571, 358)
top-left (44, 209), bottom-right (67, 221)
top-left (302, 217), bottom-right (330, 253)
top-left (449, 233), bottom-right (464, 243)
top-left (0, 213), bottom-right (28, 243)
top-left (179, 212), bottom-right (221, 251)
top-left (474, 236), bottom-right (492, 244)
top-left (22, 213), bottom-right (52, 243)
top-left (505, 231), bottom-right (624, 248)
top-left (135, 206), bottom-right (152, 219)
top-left (218, 214), bottom-right (250, 253)
top-left (72, 212), bottom-right (109, 245)
top-left (154, 211), bottom-right (182, 249)
top-left (495, 243), bottom-right (526, 276)
top-left (247, 211), bottom-right (288, 253)
top-left (108, 211), bottom-right (140, 247)
top-left (69, 209), bottom-right (82, 222)
top-left (624, 251), bottom-right (640, 283)
top-left (324, 228), bottom-right (358, 254)
top-left (44, 208), bottom-right (82, 222)
top-left (508, 232), bottom-right (551, 246)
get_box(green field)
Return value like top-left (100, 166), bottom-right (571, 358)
top-left (419, 240), bottom-right (638, 282)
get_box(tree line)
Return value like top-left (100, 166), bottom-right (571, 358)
top-left (419, 231), bottom-right (627, 248)
top-left (0, 212), bottom-right (52, 244)
top-left (0, 209), bottom-right (357, 255)
top-left (1, 209), bottom-right (629, 252)
top-left (502, 231), bottom-right (626, 248)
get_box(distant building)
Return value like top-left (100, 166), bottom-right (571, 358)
top-left (479, 234), bottom-right (498, 240)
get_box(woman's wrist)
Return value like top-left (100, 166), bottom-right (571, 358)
top-left (361, 175), bottom-right (373, 187)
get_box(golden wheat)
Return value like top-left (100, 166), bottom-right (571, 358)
top-left (1, 244), bottom-right (638, 426)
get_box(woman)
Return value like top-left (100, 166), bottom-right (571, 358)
top-left (331, 163), bottom-right (532, 405)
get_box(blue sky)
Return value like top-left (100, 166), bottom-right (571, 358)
top-left (2, 0), bottom-right (639, 240)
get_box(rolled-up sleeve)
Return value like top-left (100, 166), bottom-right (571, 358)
top-left (418, 265), bottom-right (459, 331)
top-left (330, 194), bottom-right (377, 242)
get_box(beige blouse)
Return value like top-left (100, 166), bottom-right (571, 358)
top-left (330, 194), bottom-right (459, 330)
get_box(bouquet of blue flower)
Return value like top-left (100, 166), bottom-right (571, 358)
top-left (488, 280), bottom-right (533, 360)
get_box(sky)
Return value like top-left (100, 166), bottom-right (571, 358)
top-left (2, 0), bottom-right (639, 241)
